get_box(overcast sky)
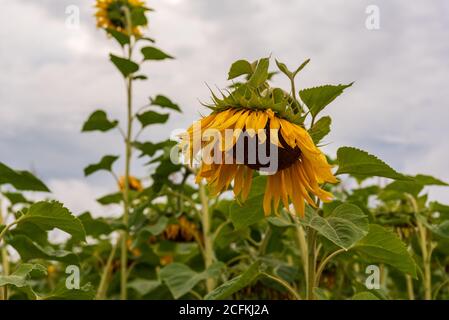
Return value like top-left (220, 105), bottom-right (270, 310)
top-left (1, 0), bottom-right (449, 215)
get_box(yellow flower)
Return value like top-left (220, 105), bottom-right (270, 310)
top-left (163, 216), bottom-right (199, 242)
top-left (118, 175), bottom-right (144, 192)
top-left (182, 108), bottom-right (337, 217)
top-left (95, 0), bottom-right (147, 37)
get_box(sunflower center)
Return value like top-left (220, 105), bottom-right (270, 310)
top-left (230, 123), bottom-right (301, 172)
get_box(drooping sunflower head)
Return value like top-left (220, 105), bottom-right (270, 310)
top-left (118, 175), bottom-right (144, 192)
top-left (181, 58), bottom-right (340, 216)
top-left (95, 0), bottom-right (149, 37)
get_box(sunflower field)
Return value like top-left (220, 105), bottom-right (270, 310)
top-left (1, 0), bottom-right (449, 302)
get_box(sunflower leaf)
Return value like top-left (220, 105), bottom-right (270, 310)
top-left (228, 59), bottom-right (253, 80)
top-left (299, 83), bottom-right (353, 118)
top-left (150, 95), bottom-right (181, 112)
top-left (141, 46), bottom-right (174, 60)
top-left (354, 224), bottom-right (417, 278)
top-left (106, 28), bottom-right (129, 47)
top-left (301, 203), bottom-right (369, 250)
top-left (336, 147), bottom-right (410, 180)
top-left (309, 116), bottom-right (331, 144)
top-left (110, 54), bottom-right (139, 77)
top-left (137, 110), bottom-right (169, 128)
top-left (81, 110), bottom-right (118, 132)
top-left (84, 155), bottom-right (119, 177)
top-left (247, 58), bottom-right (269, 88)
top-left (0, 162), bottom-right (50, 192)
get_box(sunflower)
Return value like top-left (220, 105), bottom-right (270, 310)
top-left (163, 216), bottom-right (200, 242)
top-left (181, 60), bottom-right (338, 216)
top-left (95, 0), bottom-right (148, 36)
top-left (118, 175), bottom-right (144, 192)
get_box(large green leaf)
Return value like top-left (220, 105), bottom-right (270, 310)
top-left (0, 263), bottom-right (46, 288)
top-left (78, 212), bottom-right (112, 238)
top-left (0, 162), bottom-right (50, 192)
top-left (205, 261), bottom-right (261, 300)
top-left (299, 83), bottom-right (353, 118)
top-left (150, 95), bottom-right (181, 112)
top-left (301, 203), bottom-right (369, 250)
top-left (17, 201), bottom-right (86, 243)
top-left (354, 224), bottom-right (417, 278)
top-left (336, 147), bottom-right (409, 180)
top-left (84, 155), bottom-right (119, 177)
top-left (141, 46), bottom-right (174, 60)
top-left (137, 110), bottom-right (169, 128)
top-left (81, 110), bottom-right (118, 132)
top-left (8, 235), bottom-right (79, 264)
top-left (110, 54), bottom-right (139, 77)
top-left (309, 116), bottom-right (331, 144)
top-left (228, 59), bottom-right (253, 80)
top-left (160, 262), bottom-right (223, 299)
top-left (106, 28), bottom-right (129, 47)
top-left (229, 176), bottom-right (267, 229)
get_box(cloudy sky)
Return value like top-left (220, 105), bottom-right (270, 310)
top-left (1, 0), bottom-right (449, 215)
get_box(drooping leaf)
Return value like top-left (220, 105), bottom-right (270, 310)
top-left (0, 162), bottom-right (50, 192)
top-left (96, 192), bottom-right (123, 205)
top-left (8, 235), bottom-right (79, 264)
top-left (354, 224), bottom-right (417, 278)
top-left (205, 261), bottom-right (261, 300)
top-left (81, 110), bottom-right (118, 132)
top-left (299, 83), bottom-right (353, 118)
top-left (2, 192), bottom-right (28, 205)
top-left (301, 203), bottom-right (369, 250)
top-left (78, 212), bottom-right (112, 238)
top-left (247, 58), bottom-right (269, 88)
top-left (414, 174), bottom-right (448, 186)
top-left (17, 201), bottom-right (86, 243)
top-left (84, 155), bottom-right (119, 177)
top-left (160, 262), bottom-right (224, 299)
top-left (336, 147), bottom-right (409, 180)
top-left (150, 95), bottom-right (181, 112)
top-left (137, 110), bottom-right (169, 128)
top-left (309, 116), bottom-right (331, 144)
top-left (141, 46), bottom-right (174, 60)
top-left (228, 59), bottom-right (253, 80)
top-left (110, 54), bottom-right (139, 77)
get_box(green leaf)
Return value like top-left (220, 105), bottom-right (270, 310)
top-left (275, 59), bottom-right (292, 78)
top-left (8, 235), bottom-right (79, 264)
top-left (17, 201), bottom-right (86, 243)
top-left (137, 111), bottom-right (169, 128)
top-left (133, 141), bottom-right (162, 158)
top-left (96, 192), bottom-right (123, 205)
top-left (301, 203), bottom-right (369, 250)
top-left (229, 176), bottom-right (267, 229)
top-left (84, 155), bottom-right (119, 177)
top-left (309, 116), bottom-right (331, 144)
top-left (205, 261), bottom-right (261, 300)
top-left (150, 95), bottom-right (181, 112)
top-left (228, 59), bottom-right (253, 80)
top-left (336, 147), bottom-right (409, 180)
top-left (0, 162), bottom-right (50, 192)
top-left (354, 224), bottom-right (417, 278)
top-left (128, 279), bottom-right (161, 296)
top-left (110, 54), bottom-right (139, 77)
top-left (81, 110), bottom-right (118, 132)
top-left (141, 46), bottom-right (174, 60)
top-left (141, 216), bottom-right (168, 236)
top-left (160, 262), bottom-right (223, 299)
top-left (352, 292), bottom-right (380, 300)
top-left (299, 83), bottom-right (353, 118)
top-left (45, 283), bottom-right (95, 300)
top-left (106, 28), bottom-right (129, 47)
top-left (0, 263), bottom-right (46, 288)
top-left (414, 174), bottom-right (448, 186)
top-left (3, 192), bottom-right (28, 205)
top-left (293, 58), bottom-right (310, 76)
top-left (78, 212), bottom-right (112, 238)
top-left (247, 58), bottom-right (269, 88)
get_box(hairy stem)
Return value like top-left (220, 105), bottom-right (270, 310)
top-left (261, 272), bottom-right (302, 300)
top-left (96, 240), bottom-right (119, 300)
top-left (306, 227), bottom-right (317, 300)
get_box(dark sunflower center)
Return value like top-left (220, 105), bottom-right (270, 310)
top-left (230, 123), bottom-right (301, 172)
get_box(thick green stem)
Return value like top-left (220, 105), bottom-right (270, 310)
top-left (406, 275), bottom-right (415, 300)
top-left (261, 272), bottom-right (302, 300)
top-left (199, 182), bottom-right (215, 292)
top-left (315, 248), bottom-right (345, 287)
top-left (96, 240), bottom-right (119, 300)
top-left (295, 222), bottom-right (308, 290)
top-left (0, 197), bottom-right (9, 300)
top-left (306, 227), bottom-right (317, 300)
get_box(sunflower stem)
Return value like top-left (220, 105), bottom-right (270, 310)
top-left (120, 6), bottom-right (134, 301)
top-left (96, 238), bottom-right (119, 300)
top-left (0, 194), bottom-right (9, 300)
top-left (306, 227), bottom-right (317, 300)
